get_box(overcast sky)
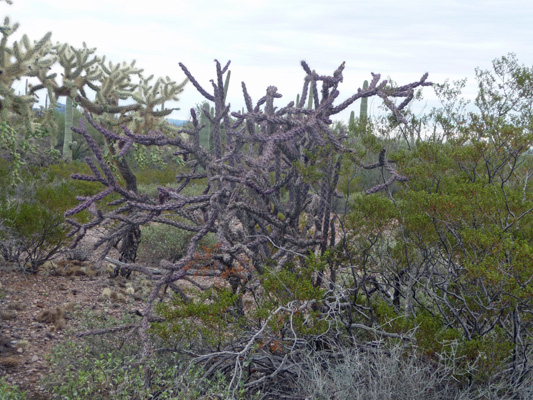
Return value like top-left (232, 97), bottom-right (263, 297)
top-left (4, 0), bottom-right (533, 122)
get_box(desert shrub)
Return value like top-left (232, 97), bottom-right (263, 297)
top-left (295, 343), bottom-right (452, 400)
top-left (153, 286), bottom-right (245, 348)
top-left (0, 199), bottom-right (68, 272)
top-left (135, 164), bottom-right (182, 187)
top-left (44, 309), bottom-right (256, 400)
top-left (294, 341), bottom-right (533, 400)
top-left (0, 160), bottom-right (102, 271)
top-left (332, 56), bottom-right (533, 394)
top-left (137, 222), bottom-right (217, 265)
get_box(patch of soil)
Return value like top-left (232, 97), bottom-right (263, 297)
top-left (0, 259), bottom-right (148, 399)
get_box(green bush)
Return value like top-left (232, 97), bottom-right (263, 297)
top-left (43, 309), bottom-right (255, 400)
top-left (0, 160), bottom-right (104, 272)
top-left (153, 286), bottom-right (244, 348)
top-left (137, 222), bottom-right (216, 265)
top-left (135, 164), bottom-right (180, 186)
top-left (0, 200), bottom-right (68, 272)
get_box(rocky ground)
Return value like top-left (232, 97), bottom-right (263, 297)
top-left (0, 258), bottom-right (151, 399)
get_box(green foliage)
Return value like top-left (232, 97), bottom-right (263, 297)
top-left (257, 264), bottom-right (328, 336)
top-left (47, 349), bottom-right (146, 400)
top-left (44, 309), bottom-right (255, 400)
top-left (261, 255), bottom-right (326, 305)
top-left (154, 286), bottom-right (244, 347)
top-left (339, 54), bottom-right (533, 389)
top-left (137, 222), bottom-right (217, 266)
top-left (0, 378), bottom-right (27, 400)
top-left (134, 162), bottom-right (181, 187)
top-left (0, 198), bottom-right (67, 272)
top-left (0, 159), bottom-right (106, 271)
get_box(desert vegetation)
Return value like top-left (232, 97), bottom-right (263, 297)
top-left (0, 1), bottom-right (532, 398)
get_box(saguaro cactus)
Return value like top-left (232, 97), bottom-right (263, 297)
top-left (199, 101), bottom-right (214, 149)
top-left (198, 68), bottom-right (231, 152)
top-left (62, 96), bottom-right (73, 161)
top-left (307, 82), bottom-right (314, 109)
top-left (349, 80), bottom-right (369, 135)
top-left (360, 79), bottom-right (369, 124)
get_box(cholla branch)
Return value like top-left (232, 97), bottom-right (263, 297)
top-left (363, 148), bottom-right (408, 194)
top-left (178, 62), bottom-right (216, 102)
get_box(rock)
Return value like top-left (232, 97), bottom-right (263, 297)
top-left (0, 337), bottom-right (14, 353)
top-left (31, 355), bottom-right (39, 362)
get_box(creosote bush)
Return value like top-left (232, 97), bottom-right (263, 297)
top-left (0, 200), bottom-right (67, 272)
top-left (0, 160), bottom-right (104, 272)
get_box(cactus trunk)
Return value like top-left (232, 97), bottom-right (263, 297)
top-left (62, 97), bottom-right (73, 161)
top-left (360, 80), bottom-right (369, 133)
